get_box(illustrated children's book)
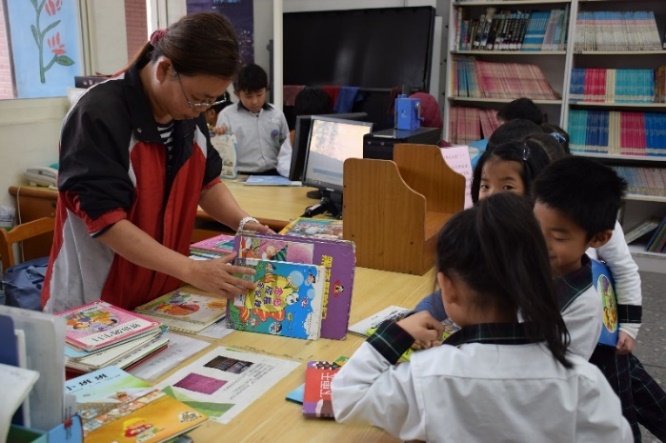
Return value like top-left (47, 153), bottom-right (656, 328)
top-left (234, 230), bottom-right (356, 339)
top-left (57, 301), bottom-right (161, 352)
top-left (279, 217), bottom-right (344, 241)
top-left (210, 134), bottom-right (237, 179)
top-left (65, 366), bottom-right (207, 443)
top-left (227, 258), bottom-right (326, 340)
top-left (135, 290), bottom-right (228, 334)
top-left (302, 357), bottom-right (349, 418)
top-left (592, 259), bottom-right (619, 347)
top-left (189, 233), bottom-right (235, 258)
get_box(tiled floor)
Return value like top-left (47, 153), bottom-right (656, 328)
top-left (633, 271), bottom-right (666, 443)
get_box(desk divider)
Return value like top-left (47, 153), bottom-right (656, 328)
top-left (343, 144), bottom-right (465, 275)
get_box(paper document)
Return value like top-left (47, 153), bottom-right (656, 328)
top-left (129, 332), bottom-right (210, 381)
top-left (0, 363), bottom-right (39, 442)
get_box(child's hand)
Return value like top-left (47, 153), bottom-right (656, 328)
top-left (397, 311), bottom-right (444, 349)
top-left (212, 125), bottom-right (228, 135)
top-left (616, 331), bottom-right (635, 355)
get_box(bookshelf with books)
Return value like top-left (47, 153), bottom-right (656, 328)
top-left (565, 0), bottom-right (666, 268)
top-left (444, 0), bottom-right (573, 144)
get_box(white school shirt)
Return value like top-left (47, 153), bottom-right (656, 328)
top-left (561, 284), bottom-right (602, 360)
top-left (216, 103), bottom-right (289, 173)
top-left (332, 341), bottom-right (632, 442)
top-left (588, 220), bottom-right (642, 339)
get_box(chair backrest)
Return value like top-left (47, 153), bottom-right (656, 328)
top-left (0, 217), bottom-right (55, 271)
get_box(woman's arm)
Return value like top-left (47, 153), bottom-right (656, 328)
top-left (97, 219), bottom-right (255, 297)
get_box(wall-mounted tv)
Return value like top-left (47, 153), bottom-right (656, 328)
top-left (283, 7), bottom-right (435, 91)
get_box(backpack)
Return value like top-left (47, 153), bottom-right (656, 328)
top-left (2, 256), bottom-right (49, 311)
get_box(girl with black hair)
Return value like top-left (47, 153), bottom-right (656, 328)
top-left (331, 193), bottom-right (631, 441)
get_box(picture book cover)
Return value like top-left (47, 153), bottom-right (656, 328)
top-left (65, 366), bottom-right (207, 443)
top-left (234, 231), bottom-right (356, 339)
top-left (302, 357), bottom-right (348, 418)
top-left (227, 258), bottom-right (325, 340)
top-left (591, 259), bottom-right (619, 347)
top-left (279, 217), bottom-right (344, 241)
top-left (134, 290), bottom-right (228, 333)
top-left (189, 233), bottom-right (235, 257)
top-left (57, 301), bottom-right (161, 352)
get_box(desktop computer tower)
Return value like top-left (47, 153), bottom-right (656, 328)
top-left (363, 127), bottom-right (442, 160)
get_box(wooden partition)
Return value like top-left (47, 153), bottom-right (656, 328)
top-left (343, 144), bottom-right (465, 275)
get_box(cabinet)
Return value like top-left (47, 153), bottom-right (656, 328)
top-left (444, 0), bottom-right (666, 270)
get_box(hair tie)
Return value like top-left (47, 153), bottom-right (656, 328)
top-left (550, 131), bottom-right (566, 143)
top-left (150, 29), bottom-right (167, 46)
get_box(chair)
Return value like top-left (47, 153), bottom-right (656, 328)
top-left (0, 217), bottom-right (55, 271)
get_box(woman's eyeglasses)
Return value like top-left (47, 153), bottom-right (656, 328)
top-left (176, 72), bottom-right (227, 110)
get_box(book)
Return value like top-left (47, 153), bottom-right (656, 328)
top-left (57, 301), bottom-right (162, 352)
top-left (134, 289), bottom-right (228, 334)
top-left (210, 134), bottom-right (237, 179)
top-left (624, 217), bottom-right (662, 244)
top-left (348, 305), bottom-right (410, 336)
top-left (227, 258), bottom-right (326, 340)
top-left (65, 328), bottom-right (169, 373)
top-left (591, 259), bottom-right (619, 347)
top-left (244, 175), bottom-right (301, 186)
top-left (279, 217), bottom-right (344, 241)
top-left (189, 233), bottom-right (235, 258)
top-left (287, 356), bottom-right (348, 406)
top-left (65, 366), bottom-right (207, 443)
top-left (235, 230), bottom-right (356, 340)
top-left (302, 357), bottom-right (349, 418)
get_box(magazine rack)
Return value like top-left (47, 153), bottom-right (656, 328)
top-left (343, 144), bottom-right (465, 275)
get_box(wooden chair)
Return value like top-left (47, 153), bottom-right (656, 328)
top-left (0, 217), bottom-right (55, 271)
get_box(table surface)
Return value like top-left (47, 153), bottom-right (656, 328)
top-left (162, 267), bottom-right (436, 442)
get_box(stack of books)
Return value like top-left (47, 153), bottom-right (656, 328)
top-left (57, 301), bottom-right (168, 374)
top-left (189, 233), bottom-right (235, 258)
top-left (226, 229), bottom-right (356, 340)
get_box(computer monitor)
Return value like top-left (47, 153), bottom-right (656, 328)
top-left (289, 112), bottom-right (368, 181)
top-left (301, 116), bottom-right (373, 217)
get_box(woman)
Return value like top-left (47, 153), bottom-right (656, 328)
top-left (42, 12), bottom-right (269, 313)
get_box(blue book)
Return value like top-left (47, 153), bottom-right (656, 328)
top-left (591, 259), bottom-right (619, 347)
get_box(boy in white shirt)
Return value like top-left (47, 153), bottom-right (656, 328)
top-left (534, 157), bottom-right (666, 441)
top-left (215, 64), bottom-right (289, 175)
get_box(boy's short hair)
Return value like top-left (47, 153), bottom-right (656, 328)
top-left (533, 157), bottom-right (627, 238)
top-left (234, 63), bottom-right (268, 92)
top-left (524, 132), bottom-right (567, 161)
top-left (487, 119), bottom-right (542, 151)
top-left (295, 87), bottom-right (332, 116)
top-left (497, 98), bottom-right (544, 125)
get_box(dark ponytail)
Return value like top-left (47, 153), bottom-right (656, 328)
top-left (127, 12), bottom-right (240, 78)
top-left (436, 193), bottom-right (571, 367)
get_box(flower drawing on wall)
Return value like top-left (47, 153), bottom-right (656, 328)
top-left (30, 0), bottom-right (74, 83)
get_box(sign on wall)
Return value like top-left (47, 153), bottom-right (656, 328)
top-left (6, 0), bottom-right (83, 98)
top-left (186, 0), bottom-right (254, 65)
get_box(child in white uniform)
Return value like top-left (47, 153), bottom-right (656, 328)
top-left (332, 193), bottom-right (631, 442)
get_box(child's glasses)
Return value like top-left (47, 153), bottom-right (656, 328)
top-left (176, 72), bottom-right (227, 110)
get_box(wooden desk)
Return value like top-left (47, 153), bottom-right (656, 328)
top-left (8, 183), bottom-right (316, 256)
top-left (162, 267), bottom-right (435, 442)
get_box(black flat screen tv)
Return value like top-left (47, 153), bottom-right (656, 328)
top-left (284, 7), bottom-right (435, 91)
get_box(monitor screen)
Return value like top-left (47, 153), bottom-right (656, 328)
top-left (302, 116), bottom-right (373, 192)
top-left (289, 112), bottom-right (368, 181)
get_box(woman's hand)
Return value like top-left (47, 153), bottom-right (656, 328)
top-left (183, 253), bottom-right (256, 298)
top-left (244, 221), bottom-right (275, 234)
top-left (397, 311), bottom-right (444, 349)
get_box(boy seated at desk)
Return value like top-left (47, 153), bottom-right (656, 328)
top-left (214, 64), bottom-right (290, 176)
